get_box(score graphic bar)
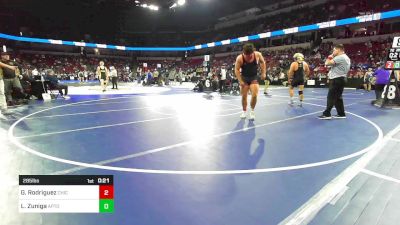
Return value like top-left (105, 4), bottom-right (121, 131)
top-left (19, 175), bottom-right (114, 213)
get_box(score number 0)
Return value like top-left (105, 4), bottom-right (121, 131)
top-left (103, 201), bottom-right (110, 210)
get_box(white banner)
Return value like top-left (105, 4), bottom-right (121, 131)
top-left (307, 80), bottom-right (316, 86)
top-left (393, 37), bottom-right (400, 48)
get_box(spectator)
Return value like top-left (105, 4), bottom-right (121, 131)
top-left (153, 69), bottom-right (159, 85)
top-left (176, 69), bottom-right (184, 85)
top-left (32, 68), bottom-right (39, 76)
top-left (219, 66), bottom-right (227, 93)
top-left (78, 70), bottom-right (84, 83)
top-left (1, 51), bottom-right (27, 106)
top-left (146, 70), bottom-right (153, 85)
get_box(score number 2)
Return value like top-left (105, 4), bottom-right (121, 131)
top-left (103, 190), bottom-right (109, 197)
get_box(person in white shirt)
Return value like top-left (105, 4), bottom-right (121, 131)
top-left (84, 70), bottom-right (88, 82)
top-left (32, 68), bottom-right (39, 76)
top-left (219, 66), bottom-right (227, 93)
top-left (110, 66), bottom-right (118, 89)
top-left (318, 44), bottom-right (351, 120)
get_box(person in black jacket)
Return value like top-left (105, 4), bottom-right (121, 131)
top-left (0, 59), bottom-right (18, 116)
top-left (1, 51), bottom-right (26, 106)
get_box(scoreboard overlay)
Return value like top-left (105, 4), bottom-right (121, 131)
top-left (19, 175), bottom-right (114, 213)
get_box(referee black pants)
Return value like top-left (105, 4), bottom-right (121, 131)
top-left (219, 79), bottom-right (226, 93)
top-left (374, 84), bottom-right (386, 100)
top-left (112, 77), bottom-right (118, 89)
top-left (56, 84), bottom-right (68, 96)
top-left (323, 77), bottom-right (345, 116)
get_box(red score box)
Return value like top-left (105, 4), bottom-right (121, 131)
top-left (385, 61), bottom-right (394, 69)
top-left (99, 185), bottom-right (114, 199)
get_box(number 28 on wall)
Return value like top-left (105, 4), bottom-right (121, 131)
top-left (382, 85), bottom-right (397, 100)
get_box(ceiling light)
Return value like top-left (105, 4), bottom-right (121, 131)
top-left (149, 5), bottom-right (159, 10)
top-left (177, 0), bottom-right (185, 6)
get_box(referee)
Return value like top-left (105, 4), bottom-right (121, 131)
top-left (318, 44), bottom-right (351, 120)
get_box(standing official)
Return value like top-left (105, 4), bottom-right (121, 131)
top-left (318, 44), bottom-right (351, 120)
top-left (110, 66), bottom-right (118, 89)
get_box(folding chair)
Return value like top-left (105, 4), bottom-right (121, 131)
top-left (45, 83), bottom-right (63, 100)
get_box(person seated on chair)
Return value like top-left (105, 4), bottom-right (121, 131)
top-left (20, 73), bottom-right (34, 99)
top-left (45, 69), bottom-right (69, 98)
